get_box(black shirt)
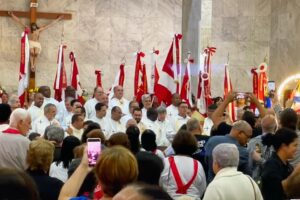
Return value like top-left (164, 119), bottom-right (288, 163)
top-left (210, 122), bottom-right (232, 136)
top-left (261, 153), bottom-right (293, 200)
top-left (27, 169), bottom-right (64, 200)
top-left (192, 135), bottom-right (210, 176)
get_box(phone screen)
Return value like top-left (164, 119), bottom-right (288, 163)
top-left (87, 138), bottom-right (101, 167)
top-left (268, 81), bottom-right (276, 91)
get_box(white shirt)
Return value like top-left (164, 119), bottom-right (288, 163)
top-left (166, 104), bottom-right (178, 120)
top-left (49, 162), bottom-right (68, 182)
top-left (142, 107), bottom-right (148, 121)
top-left (170, 115), bottom-right (190, 134)
top-left (105, 118), bottom-right (126, 139)
top-left (120, 114), bottom-right (133, 125)
top-left (155, 120), bottom-right (172, 146)
top-left (203, 117), bottom-right (214, 136)
top-left (203, 167), bottom-right (263, 200)
top-left (160, 155), bottom-right (206, 200)
top-left (32, 115), bottom-right (60, 136)
top-left (69, 124), bottom-right (83, 140)
top-left (42, 97), bottom-right (59, 109)
top-left (27, 105), bottom-right (43, 126)
top-left (90, 116), bottom-right (110, 136)
top-left (62, 113), bottom-right (74, 131)
top-left (84, 98), bottom-right (99, 120)
top-left (109, 97), bottom-right (130, 115)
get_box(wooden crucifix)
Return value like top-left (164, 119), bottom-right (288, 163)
top-left (0, 0), bottom-right (72, 90)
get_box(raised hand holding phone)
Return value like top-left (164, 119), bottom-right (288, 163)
top-left (87, 138), bottom-right (101, 167)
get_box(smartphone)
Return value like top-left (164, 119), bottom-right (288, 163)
top-left (87, 138), bottom-right (101, 167)
top-left (268, 81), bottom-right (276, 91)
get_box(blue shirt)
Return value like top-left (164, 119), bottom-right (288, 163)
top-left (205, 134), bottom-right (252, 183)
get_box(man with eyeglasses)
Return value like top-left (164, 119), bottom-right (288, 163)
top-left (205, 120), bottom-right (253, 183)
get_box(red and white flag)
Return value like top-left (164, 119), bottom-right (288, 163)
top-left (54, 44), bottom-right (67, 102)
top-left (203, 47), bottom-right (216, 104)
top-left (134, 52), bottom-right (148, 102)
top-left (108, 63), bottom-right (125, 99)
top-left (18, 28), bottom-right (30, 107)
top-left (180, 54), bottom-right (193, 106)
top-left (149, 49), bottom-right (160, 95)
top-left (69, 52), bottom-right (84, 104)
top-left (156, 34), bottom-right (182, 105)
top-left (224, 64), bottom-right (235, 122)
top-left (258, 63), bottom-right (268, 103)
top-left (95, 70), bottom-right (102, 88)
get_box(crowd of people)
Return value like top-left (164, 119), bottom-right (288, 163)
top-left (1, 84), bottom-right (300, 200)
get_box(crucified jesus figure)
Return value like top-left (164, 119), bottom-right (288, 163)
top-left (8, 12), bottom-right (63, 72)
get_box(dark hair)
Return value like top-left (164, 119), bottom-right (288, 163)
top-left (136, 152), bottom-right (164, 185)
top-left (128, 183), bottom-right (173, 200)
top-left (83, 120), bottom-right (94, 127)
top-left (178, 101), bottom-right (188, 107)
top-left (112, 106), bottom-right (121, 113)
top-left (95, 102), bottom-right (106, 111)
top-left (81, 122), bottom-right (101, 143)
top-left (179, 124), bottom-right (187, 131)
top-left (280, 108), bottom-right (298, 130)
top-left (133, 107), bottom-right (142, 114)
top-left (242, 111), bottom-right (256, 128)
top-left (106, 132), bottom-right (130, 149)
top-left (71, 113), bottom-right (83, 124)
top-left (0, 168), bottom-right (40, 200)
top-left (70, 99), bottom-right (80, 107)
top-left (172, 130), bottom-right (198, 156)
top-left (126, 125), bottom-right (141, 154)
top-left (146, 108), bottom-right (158, 121)
top-left (86, 129), bottom-right (106, 144)
top-left (213, 96), bottom-right (223, 104)
top-left (208, 103), bottom-right (217, 111)
top-left (243, 106), bottom-right (251, 111)
top-left (57, 136), bottom-right (81, 168)
top-left (0, 104), bottom-right (11, 123)
top-left (28, 132), bottom-right (41, 141)
top-left (141, 130), bottom-right (157, 152)
top-left (262, 128), bottom-right (298, 151)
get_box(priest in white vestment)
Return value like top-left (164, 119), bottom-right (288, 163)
top-left (132, 108), bottom-right (147, 134)
top-left (39, 86), bottom-right (59, 108)
top-left (155, 106), bottom-right (172, 146)
top-left (141, 94), bottom-right (152, 120)
top-left (121, 101), bottom-right (140, 125)
top-left (32, 103), bottom-right (60, 136)
top-left (202, 104), bottom-right (217, 136)
top-left (108, 85), bottom-right (129, 115)
top-left (56, 97), bottom-right (74, 130)
top-left (166, 93), bottom-right (181, 120)
top-left (84, 86), bottom-right (105, 120)
top-left (105, 106), bottom-right (126, 139)
top-left (90, 102), bottom-right (109, 136)
top-left (66, 114), bottom-right (84, 140)
top-left (27, 92), bottom-right (44, 126)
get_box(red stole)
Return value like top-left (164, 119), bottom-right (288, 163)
top-left (3, 128), bottom-right (22, 135)
top-left (168, 156), bottom-right (198, 194)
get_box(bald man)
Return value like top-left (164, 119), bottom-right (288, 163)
top-left (28, 92), bottom-right (44, 124)
top-left (108, 85), bottom-right (129, 115)
top-left (205, 120), bottom-right (253, 183)
top-left (247, 114), bottom-right (277, 182)
top-left (84, 86), bottom-right (104, 119)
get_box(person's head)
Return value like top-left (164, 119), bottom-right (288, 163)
top-left (126, 119), bottom-right (137, 129)
top-left (178, 101), bottom-right (188, 117)
top-left (261, 114), bottom-right (277, 134)
top-left (27, 139), bottom-right (54, 172)
top-left (71, 99), bottom-right (82, 112)
top-left (207, 104), bottom-right (217, 118)
top-left (33, 92), bottom-right (44, 108)
top-left (44, 103), bottom-right (57, 121)
top-left (280, 108), bottom-right (298, 130)
top-left (95, 103), bottom-right (107, 119)
top-left (9, 108), bottom-right (31, 135)
top-left (0, 168), bottom-right (39, 200)
top-left (111, 106), bottom-right (123, 121)
top-left (212, 143), bottom-right (239, 174)
top-left (141, 130), bottom-right (157, 152)
top-left (106, 132), bottom-right (130, 149)
top-left (262, 128), bottom-right (298, 160)
top-left (157, 106), bottom-right (167, 121)
top-left (71, 114), bottom-right (84, 130)
top-left (129, 101), bottom-right (140, 114)
top-left (142, 94), bottom-right (152, 110)
top-left (230, 120), bottom-right (252, 146)
top-left (126, 125), bottom-right (141, 154)
top-left (93, 86), bottom-right (104, 101)
top-left (135, 152), bottom-right (164, 185)
top-left (99, 92), bottom-right (109, 106)
top-left (1, 92), bottom-right (9, 104)
top-left (81, 123), bottom-right (101, 143)
top-left (114, 85), bottom-right (124, 100)
top-left (64, 97), bottom-right (74, 112)
top-left (74, 106), bottom-right (86, 118)
top-left (146, 108), bottom-right (158, 122)
top-left (171, 93), bottom-right (181, 107)
top-left (58, 136), bottom-right (81, 168)
top-left (8, 94), bottom-right (21, 110)
top-left (95, 146), bottom-right (138, 197)
top-left (213, 96), bottom-right (223, 106)
top-left (242, 111), bottom-right (256, 128)
top-left (30, 22), bottom-right (39, 32)
top-left (0, 104), bottom-right (11, 124)
top-left (172, 130), bottom-right (198, 156)
top-left (133, 108), bottom-right (142, 123)
top-left (86, 129), bottom-right (106, 144)
top-left (38, 86), bottom-right (51, 98)
top-left (186, 118), bottom-right (202, 135)
top-left (113, 183), bottom-right (172, 200)
top-left (28, 132), bottom-right (41, 141)
top-left (64, 86), bottom-right (76, 98)
top-left (44, 125), bottom-right (64, 145)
